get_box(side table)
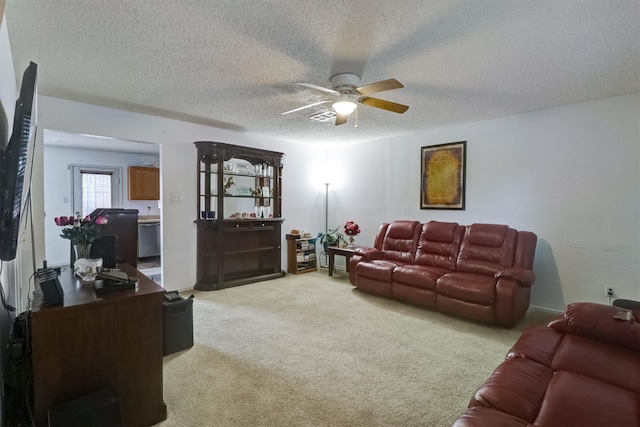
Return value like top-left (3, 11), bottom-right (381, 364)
top-left (327, 246), bottom-right (359, 276)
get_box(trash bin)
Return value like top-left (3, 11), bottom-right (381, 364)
top-left (163, 292), bottom-right (194, 356)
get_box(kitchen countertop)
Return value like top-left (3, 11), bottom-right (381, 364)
top-left (138, 215), bottom-right (160, 224)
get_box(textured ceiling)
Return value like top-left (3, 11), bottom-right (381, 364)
top-left (5, 1), bottom-right (640, 145)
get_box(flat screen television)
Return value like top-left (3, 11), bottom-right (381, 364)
top-left (0, 61), bottom-right (38, 261)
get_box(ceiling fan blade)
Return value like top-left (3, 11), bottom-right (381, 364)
top-left (360, 97), bottom-right (409, 114)
top-left (295, 82), bottom-right (339, 94)
top-left (335, 114), bottom-right (347, 126)
top-left (281, 100), bottom-right (330, 115)
top-left (356, 78), bottom-right (404, 96)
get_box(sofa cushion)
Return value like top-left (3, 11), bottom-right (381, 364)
top-left (380, 220), bottom-right (421, 264)
top-left (414, 221), bottom-right (464, 270)
top-left (392, 264), bottom-right (448, 290)
top-left (356, 260), bottom-right (401, 282)
top-left (436, 272), bottom-right (496, 305)
top-left (422, 220), bottom-right (459, 243)
top-left (507, 325), bottom-right (565, 366)
top-left (551, 334), bottom-right (640, 394)
top-left (457, 224), bottom-right (517, 276)
top-left (548, 302), bottom-right (640, 352)
top-left (471, 358), bottom-right (552, 423)
top-left (534, 370), bottom-right (639, 427)
top-left (466, 223), bottom-right (509, 246)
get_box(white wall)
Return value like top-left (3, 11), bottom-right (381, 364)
top-left (33, 96), bottom-right (326, 293)
top-left (31, 93), bottom-right (639, 311)
top-left (327, 93), bottom-right (640, 311)
top-left (43, 144), bottom-right (160, 266)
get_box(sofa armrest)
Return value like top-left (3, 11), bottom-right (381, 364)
top-left (355, 247), bottom-right (383, 261)
top-left (548, 302), bottom-right (640, 352)
top-left (494, 268), bottom-right (535, 287)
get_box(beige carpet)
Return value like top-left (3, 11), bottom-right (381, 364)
top-left (158, 271), bottom-right (556, 427)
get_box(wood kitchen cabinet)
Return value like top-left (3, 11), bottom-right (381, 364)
top-left (128, 166), bottom-right (160, 200)
top-left (194, 141), bottom-right (285, 291)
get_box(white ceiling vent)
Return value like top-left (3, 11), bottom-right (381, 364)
top-left (308, 111), bottom-right (336, 123)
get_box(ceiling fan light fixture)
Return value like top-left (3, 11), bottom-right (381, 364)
top-left (332, 94), bottom-right (357, 115)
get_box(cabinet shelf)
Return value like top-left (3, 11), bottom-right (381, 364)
top-left (195, 141), bottom-right (285, 291)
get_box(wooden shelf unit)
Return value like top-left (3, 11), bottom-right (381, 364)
top-left (286, 234), bottom-right (317, 274)
top-left (194, 141), bottom-right (285, 290)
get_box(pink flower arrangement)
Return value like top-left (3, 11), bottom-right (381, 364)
top-left (344, 221), bottom-right (360, 236)
top-left (54, 212), bottom-right (108, 245)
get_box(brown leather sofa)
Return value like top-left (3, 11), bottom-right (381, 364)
top-left (452, 302), bottom-right (640, 427)
top-left (349, 220), bottom-right (537, 327)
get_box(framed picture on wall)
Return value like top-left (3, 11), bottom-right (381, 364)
top-left (420, 141), bottom-right (466, 210)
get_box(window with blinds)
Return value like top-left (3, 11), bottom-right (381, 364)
top-left (81, 171), bottom-right (112, 217)
top-left (71, 165), bottom-right (122, 217)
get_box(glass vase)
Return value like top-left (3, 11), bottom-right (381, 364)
top-left (74, 243), bottom-right (102, 281)
top-left (74, 243), bottom-right (92, 260)
top-left (348, 235), bottom-right (355, 248)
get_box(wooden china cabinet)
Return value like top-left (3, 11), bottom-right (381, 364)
top-left (194, 141), bottom-right (285, 290)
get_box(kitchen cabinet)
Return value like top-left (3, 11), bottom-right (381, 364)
top-left (194, 141), bottom-right (285, 290)
top-left (128, 166), bottom-right (160, 200)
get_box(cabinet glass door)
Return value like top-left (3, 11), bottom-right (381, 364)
top-left (199, 158), bottom-right (218, 220)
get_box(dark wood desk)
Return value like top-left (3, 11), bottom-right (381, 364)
top-left (30, 264), bottom-right (167, 426)
top-left (327, 246), bottom-right (359, 276)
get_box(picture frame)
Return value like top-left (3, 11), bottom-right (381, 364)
top-left (420, 141), bottom-right (466, 210)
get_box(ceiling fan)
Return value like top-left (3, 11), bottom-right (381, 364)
top-left (282, 73), bottom-right (409, 126)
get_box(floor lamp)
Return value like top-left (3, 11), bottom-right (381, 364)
top-left (323, 181), bottom-right (329, 267)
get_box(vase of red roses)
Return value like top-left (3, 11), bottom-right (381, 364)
top-left (54, 212), bottom-right (108, 281)
top-left (344, 221), bottom-right (360, 248)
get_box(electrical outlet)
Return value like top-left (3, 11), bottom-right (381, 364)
top-left (605, 286), bottom-right (615, 297)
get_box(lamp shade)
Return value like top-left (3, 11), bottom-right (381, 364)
top-left (332, 95), bottom-right (357, 115)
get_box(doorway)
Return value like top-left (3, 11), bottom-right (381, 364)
top-left (43, 129), bottom-right (162, 284)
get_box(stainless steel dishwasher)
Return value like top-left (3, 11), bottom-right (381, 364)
top-left (138, 221), bottom-right (160, 258)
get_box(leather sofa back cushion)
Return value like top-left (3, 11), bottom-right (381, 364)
top-left (457, 224), bottom-right (517, 276)
top-left (381, 220), bottom-right (421, 263)
top-left (373, 223), bottom-right (390, 250)
top-left (467, 223), bottom-right (508, 246)
top-left (415, 221), bottom-right (464, 270)
top-left (423, 221), bottom-right (459, 243)
top-left (548, 302), bottom-right (640, 352)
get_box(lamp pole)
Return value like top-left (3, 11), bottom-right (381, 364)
top-left (324, 182), bottom-right (329, 234)
top-left (324, 181), bottom-right (329, 267)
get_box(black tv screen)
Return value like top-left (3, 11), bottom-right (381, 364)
top-left (0, 62), bottom-right (37, 261)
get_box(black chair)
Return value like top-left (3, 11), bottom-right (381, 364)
top-left (90, 235), bottom-right (118, 269)
top-left (68, 208), bottom-right (139, 267)
top-left (69, 235), bottom-right (118, 269)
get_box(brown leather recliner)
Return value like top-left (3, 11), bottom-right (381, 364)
top-left (452, 302), bottom-right (640, 426)
top-left (352, 220), bottom-right (421, 299)
top-left (350, 220), bottom-right (537, 327)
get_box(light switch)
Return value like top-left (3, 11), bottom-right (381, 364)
top-left (170, 192), bottom-right (181, 202)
